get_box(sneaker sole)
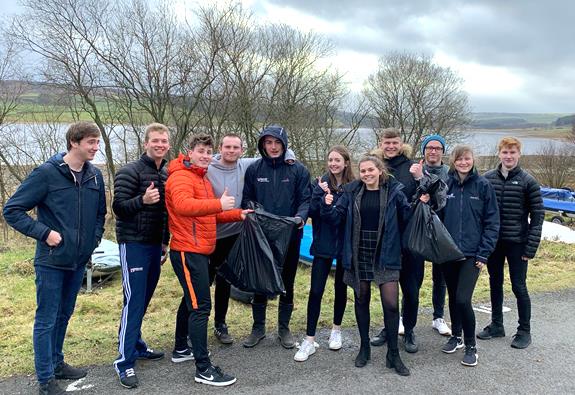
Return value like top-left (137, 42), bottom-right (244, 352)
top-left (441, 345), bottom-right (464, 354)
top-left (461, 355), bottom-right (478, 367)
top-left (119, 380), bottom-right (138, 389)
top-left (294, 349), bottom-right (316, 362)
top-left (54, 373), bottom-right (87, 380)
top-left (433, 326), bottom-right (452, 336)
top-left (329, 344), bottom-right (342, 351)
top-left (171, 356), bottom-right (195, 363)
top-left (477, 333), bottom-right (505, 340)
top-left (194, 377), bottom-right (237, 387)
top-left (511, 340), bottom-right (532, 349)
top-left (243, 335), bottom-right (266, 348)
top-left (136, 356), bottom-right (164, 361)
top-left (216, 338), bottom-right (234, 345)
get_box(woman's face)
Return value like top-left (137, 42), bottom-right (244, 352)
top-left (454, 151), bottom-right (474, 175)
top-left (359, 160), bottom-right (382, 188)
top-left (328, 151), bottom-right (346, 176)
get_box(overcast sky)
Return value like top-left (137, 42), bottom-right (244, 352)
top-left (3, 0), bottom-right (573, 113)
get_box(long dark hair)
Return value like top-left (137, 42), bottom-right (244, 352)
top-left (327, 145), bottom-right (355, 191)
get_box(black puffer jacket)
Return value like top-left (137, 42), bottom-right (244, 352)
top-left (113, 154), bottom-right (169, 244)
top-left (483, 164), bottom-right (544, 258)
top-left (385, 154), bottom-right (417, 203)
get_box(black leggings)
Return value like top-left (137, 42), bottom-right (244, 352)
top-left (441, 257), bottom-right (480, 346)
top-left (305, 257), bottom-right (347, 336)
top-left (354, 280), bottom-right (400, 350)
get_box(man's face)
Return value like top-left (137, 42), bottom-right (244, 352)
top-left (144, 131), bottom-right (170, 162)
top-left (424, 141), bottom-right (444, 165)
top-left (71, 135), bottom-right (100, 162)
top-left (220, 136), bottom-right (243, 164)
top-left (188, 143), bottom-right (213, 168)
top-left (379, 137), bottom-right (402, 159)
top-left (263, 136), bottom-right (284, 158)
top-left (498, 145), bottom-right (521, 170)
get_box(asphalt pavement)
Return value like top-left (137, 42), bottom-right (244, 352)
top-left (2, 289), bottom-right (574, 394)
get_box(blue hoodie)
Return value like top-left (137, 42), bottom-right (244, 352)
top-left (241, 126), bottom-right (311, 223)
top-left (3, 153), bottom-right (107, 270)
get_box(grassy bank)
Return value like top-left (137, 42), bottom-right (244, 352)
top-left (1, 238), bottom-right (574, 378)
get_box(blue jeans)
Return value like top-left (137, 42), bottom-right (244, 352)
top-left (34, 264), bottom-right (86, 384)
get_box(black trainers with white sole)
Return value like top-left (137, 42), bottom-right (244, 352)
top-left (461, 345), bottom-right (478, 366)
top-left (118, 368), bottom-right (139, 389)
top-left (195, 365), bottom-right (237, 387)
top-left (171, 347), bottom-right (194, 363)
top-left (441, 336), bottom-right (464, 354)
top-left (136, 348), bottom-right (164, 361)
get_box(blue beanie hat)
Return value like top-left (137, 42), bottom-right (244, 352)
top-left (421, 134), bottom-right (446, 156)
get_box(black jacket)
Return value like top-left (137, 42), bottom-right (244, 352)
top-left (309, 174), bottom-right (344, 259)
top-left (242, 127), bottom-right (311, 223)
top-left (3, 153), bottom-right (106, 270)
top-left (483, 165), bottom-right (544, 258)
top-left (442, 169), bottom-right (500, 263)
top-left (113, 154), bottom-right (169, 244)
top-left (385, 154), bottom-right (417, 202)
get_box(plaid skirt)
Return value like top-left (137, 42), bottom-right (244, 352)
top-left (358, 230), bottom-right (378, 281)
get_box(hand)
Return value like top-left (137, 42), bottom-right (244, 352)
top-left (475, 261), bottom-right (485, 270)
top-left (317, 177), bottom-right (329, 193)
top-left (160, 244), bottom-right (168, 265)
top-left (220, 187), bottom-right (235, 211)
top-left (295, 216), bottom-right (304, 229)
top-left (410, 160), bottom-right (424, 179)
top-left (46, 230), bottom-right (62, 247)
top-left (241, 209), bottom-right (254, 220)
top-left (325, 191), bottom-right (334, 205)
top-left (419, 193), bottom-right (430, 203)
top-left (143, 182), bottom-right (160, 204)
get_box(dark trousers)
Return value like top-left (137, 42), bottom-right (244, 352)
top-left (33, 263), bottom-right (86, 384)
top-left (305, 257), bottom-right (347, 337)
top-left (442, 257), bottom-right (480, 346)
top-left (432, 262), bottom-right (447, 319)
top-left (114, 242), bottom-right (162, 374)
top-left (209, 234), bottom-right (238, 326)
top-left (487, 241), bottom-right (531, 332)
top-left (399, 251), bottom-right (424, 333)
top-left (171, 251), bottom-right (212, 371)
top-left (253, 235), bottom-right (302, 306)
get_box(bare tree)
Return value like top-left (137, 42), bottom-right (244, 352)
top-left (364, 52), bottom-right (471, 150)
top-left (531, 142), bottom-right (575, 188)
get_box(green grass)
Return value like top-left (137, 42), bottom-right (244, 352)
top-left (1, 238), bottom-right (574, 377)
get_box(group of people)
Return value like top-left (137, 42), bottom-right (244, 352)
top-left (2, 121), bottom-right (544, 394)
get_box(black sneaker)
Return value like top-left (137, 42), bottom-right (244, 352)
top-left (195, 365), bottom-right (237, 387)
top-left (477, 324), bottom-right (505, 340)
top-left (370, 328), bottom-right (387, 347)
top-left (511, 332), bottom-right (532, 349)
top-left (403, 332), bottom-right (419, 353)
top-left (137, 348), bottom-right (164, 361)
top-left (54, 361), bottom-right (87, 380)
top-left (39, 378), bottom-right (65, 395)
top-left (118, 368), bottom-right (139, 389)
top-left (461, 345), bottom-right (478, 366)
top-left (171, 347), bottom-right (194, 363)
top-left (214, 323), bottom-right (234, 345)
top-left (441, 336), bottom-right (464, 354)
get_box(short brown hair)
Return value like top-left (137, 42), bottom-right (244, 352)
top-left (449, 144), bottom-right (474, 170)
top-left (188, 133), bottom-right (213, 150)
top-left (219, 133), bottom-right (243, 147)
top-left (380, 128), bottom-right (402, 140)
top-left (144, 123), bottom-right (169, 142)
top-left (497, 136), bottom-right (522, 153)
top-left (358, 155), bottom-right (389, 184)
top-left (66, 121), bottom-right (101, 150)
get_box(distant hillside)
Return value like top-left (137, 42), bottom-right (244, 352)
top-left (554, 114), bottom-right (575, 127)
top-left (470, 112), bottom-right (570, 129)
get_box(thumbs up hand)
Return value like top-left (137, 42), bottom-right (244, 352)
top-left (220, 187), bottom-right (235, 211)
top-left (143, 181), bottom-right (160, 204)
top-left (317, 177), bottom-right (330, 194)
top-left (325, 191), bottom-right (334, 205)
top-left (410, 159), bottom-right (424, 180)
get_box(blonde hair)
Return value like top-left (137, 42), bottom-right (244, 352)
top-left (497, 136), bottom-right (522, 153)
top-left (449, 144), bottom-right (474, 171)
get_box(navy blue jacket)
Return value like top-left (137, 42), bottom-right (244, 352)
top-left (3, 153), bottom-right (107, 271)
top-left (321, 178), bottom-right (411, 271)
top-left (309, 174), bottom-right (344, 259)
top-left (441, 169), bottom-right (500, 263)
top-left (242, 126), bottom-right (311, 223)
top-left (385, 154), bottom-right (417, 202)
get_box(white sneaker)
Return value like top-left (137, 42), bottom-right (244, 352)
top-left (294, 339), bottom-right (317, 362)
top-left (399, 316), bottom-right (405, 336)
top-left (328, 330), bottom-right (342, 350)
top-left (432, 318), bottom-right (452, 336)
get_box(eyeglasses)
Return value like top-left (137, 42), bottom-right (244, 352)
top-left (425, 146), bottom-right (443, 152)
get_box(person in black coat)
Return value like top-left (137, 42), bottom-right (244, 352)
top-left (439, 145), bottom-right (500, 368)
top-left (321, 155), bottom-right (425, 376)
top-left (112, 123), bottom-right (170, 389)
top-left (477, 137), bottom-right (544, 349)
top-left (294, 146), bottom-right (354, 362)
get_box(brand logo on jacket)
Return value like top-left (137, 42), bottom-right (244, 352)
top-left (470, 196), bottom-right (480, 200)
top-left (446, 193), bottom-right (455, 199)
top-left (281, 178), bottom-right (290, 183)
top-left (257, 177), bottom-right (269, 183)
top-left (130, 267), bottom-right (143, 273)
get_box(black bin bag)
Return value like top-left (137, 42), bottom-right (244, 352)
top-left (218, 202), bottom-right (299, 297)
top-left (406, 202), bottom-right (464, 264)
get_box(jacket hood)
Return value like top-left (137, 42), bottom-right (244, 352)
top-left (168, 153), bottom-right (207, 177)
top-left (47, 152), bottom-right (96, 179)
top-left (369, 143), bottom-right (413, 161)
top-left (257, 125), bottom-right (289, 159)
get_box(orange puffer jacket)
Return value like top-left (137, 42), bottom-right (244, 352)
top-left (166, 154), bottom-right (242, 254)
